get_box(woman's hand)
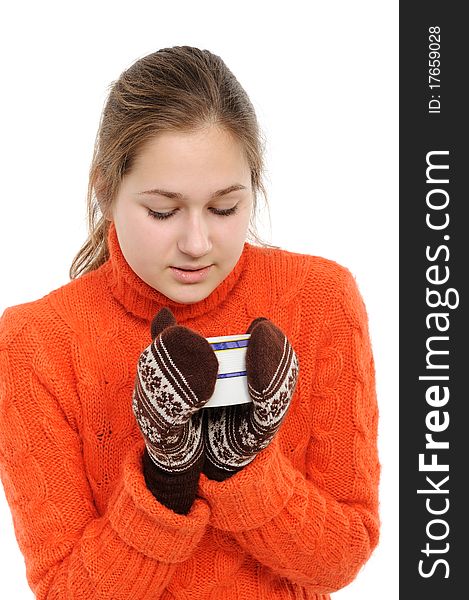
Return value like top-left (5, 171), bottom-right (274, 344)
top-left (133, 307), bottom-right (219, 513)
top-left (203, 317), bottom-right (299, 481)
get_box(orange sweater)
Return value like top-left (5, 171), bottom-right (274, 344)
top-left (0, 224), bottom-right (380, 599)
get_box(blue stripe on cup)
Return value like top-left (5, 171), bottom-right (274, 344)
top-left (210, 339), bottom-right (249, 351)
top-left (217, 370), bottom-right (247, 379)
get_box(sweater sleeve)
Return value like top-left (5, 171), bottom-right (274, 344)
top-left (198, 267), bottom-right (380, 595)
top-left (0, 310), bottom-right (210, 599)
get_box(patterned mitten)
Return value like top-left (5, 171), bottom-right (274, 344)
top-left (203, 317), bottom-right (299, 482)
top-left (133, 307), bottom-right (219, 513)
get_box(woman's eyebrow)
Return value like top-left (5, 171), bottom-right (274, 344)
top-left (137, 184), bottom-right (247, 200)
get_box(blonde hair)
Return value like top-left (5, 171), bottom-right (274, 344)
top-left (70, 46), bottom-right (274, 279)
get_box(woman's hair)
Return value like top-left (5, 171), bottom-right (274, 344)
top-left (70, 45), bottom-right (274, 279)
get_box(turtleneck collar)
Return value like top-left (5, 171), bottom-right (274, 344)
top-left (103, 222), bottom-right (250, 322)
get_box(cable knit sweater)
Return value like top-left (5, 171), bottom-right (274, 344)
top-left (0, 224), bottom-right (380, 599)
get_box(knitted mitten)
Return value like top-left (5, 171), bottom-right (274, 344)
top-left (133, 307), bottom-right (219, 514)
top-left (203, 317), bottom-right (299, 482)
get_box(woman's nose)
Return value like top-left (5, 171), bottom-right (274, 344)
top-left (177, 214), bottom-right (213, 257)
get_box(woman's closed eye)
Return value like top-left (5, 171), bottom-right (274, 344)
top-left (147, 204), bottom-right (239, 221)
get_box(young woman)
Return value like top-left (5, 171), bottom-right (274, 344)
top-left (0, 46), bottom-right (380, 599)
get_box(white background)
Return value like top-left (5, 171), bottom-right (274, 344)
top-left (0, 1), bottom-right (398, 598)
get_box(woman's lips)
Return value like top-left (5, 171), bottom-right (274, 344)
top-left (169, 265), bottom-right (213, 284)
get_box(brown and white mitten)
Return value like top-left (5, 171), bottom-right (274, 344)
top-left (203, 317), bottom-right (299, 482)
top-left (133, 307), bottom-right (219, 513)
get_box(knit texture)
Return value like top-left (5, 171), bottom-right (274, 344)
top-left (133, 308), bottom-right (219, 514)
top-left (0, 223), bottom-right (380, 599)
top-left (203, 317), bottom-right (299, 481)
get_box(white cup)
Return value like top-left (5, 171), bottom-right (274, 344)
top-left (204, 334), bottom-right (252, 408)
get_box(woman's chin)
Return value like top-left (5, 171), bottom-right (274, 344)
top-left (161, 281), bottom-right (216, 305)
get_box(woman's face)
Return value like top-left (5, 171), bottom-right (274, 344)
top-left (111, 126), bottom-right (253, 304)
